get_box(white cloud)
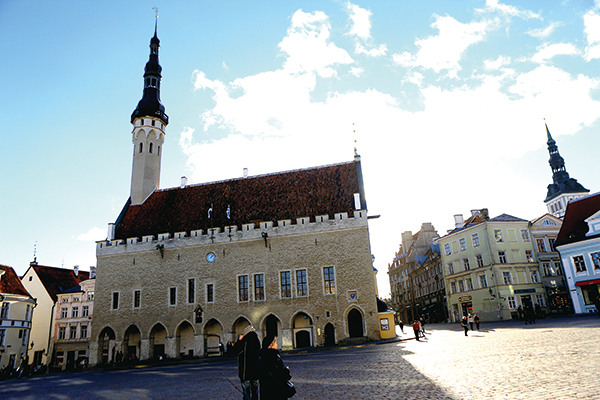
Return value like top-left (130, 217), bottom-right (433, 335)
top-left (222, 61), bottom-right (230, 71)
top-left (349, 67), bottom-right (364, 77)
top-left (345, 2), bottom-right (388, 57)
top-left (584, 11), bottom-right (600, 61)
top-left (484, 55), bottom-right (511, 70)
top-left (355, 43), bottom-right (387, 57)
top-left (392, 15), bottom-right (489, 77)
top-left (531, 43), bottom-right (580, 63)
top-left (477, 0), bottom-right (542, 20)
top-left (76, 227), bottom-right (106, 242)
top-left (525, 22), bottom-right (562, 39)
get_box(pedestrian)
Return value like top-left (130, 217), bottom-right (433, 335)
top-left (234, 325), bottom-right (261, 400)
top-left (398, 319), bottom-right (404, 334)
top-left (524, 305), bottom-right (536, 325)
top-left (474, 314), bottom-right (480, 330)
top-left (259, 334), bottom-right (295, 400)
top-left (419, 317), bottom-right (426, 333)
top-left (413, 320), bottom-right (421, 341)
top-left (468, 314), bottom-right (474, 331)
top-left (517, 305), bottom-right (523, 321)
top-left (461, 316), bottom-right (469, 336)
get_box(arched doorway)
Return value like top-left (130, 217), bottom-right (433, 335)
top-left (204, 319), bottom-right (223, 357)
top-left (292, 312), bottom-right (313, 348)
top-left (150, 323), bottom-right (167, 360)
top-left (124, 325), bottom-right (141, 361)
top-left (176, 321), bottom-right (195, 358)
top-left (348, 308), bottom-right (364, 338)
top-left (264, 314), bottom-right (280, 337)
top-left (232, 317), bottom-right (251, 340)
top-left (98, 327), bottom-right (116, 364)
top-left (324, 323), bottom-right (335, 346)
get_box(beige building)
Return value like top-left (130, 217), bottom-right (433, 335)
top-left (0, 265), bottom-right (35, 370)
top-left (89, 27), bottom-right (379, 365)
top-left (53, 277), bottom-right (95, 370)
top-left (440, 210), bottom-right (546, 322)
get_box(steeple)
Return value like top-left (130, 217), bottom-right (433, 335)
top-left (129, 19), bottom-right (168, 205)
top-left (543, 121), bottom-right (589, 218)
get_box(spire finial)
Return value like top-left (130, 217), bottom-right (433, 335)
top-left (153, 7), bottom-right (159, 34)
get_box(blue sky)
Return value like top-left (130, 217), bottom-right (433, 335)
top-left (1, 1), bottom-right (599, 296)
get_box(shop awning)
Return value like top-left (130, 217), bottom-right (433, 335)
top-left (575, 279), bottom-right (600, 287)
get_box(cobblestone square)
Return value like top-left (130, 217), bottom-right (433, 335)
top-left (2, 316), bottom-right (598, 399)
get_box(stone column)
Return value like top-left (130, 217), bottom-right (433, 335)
top-left (165, 337), bottom-right (177, 359)
top-left (140, 338), bottom-right (150, 360)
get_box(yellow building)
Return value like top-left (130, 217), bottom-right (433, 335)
top-left (439, 210), bottom-right (546, 322)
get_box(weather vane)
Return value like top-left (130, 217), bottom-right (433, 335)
top-left (153, 7), bottom-right (159, 18)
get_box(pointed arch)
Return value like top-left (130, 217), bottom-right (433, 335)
top-left (347, 307), bottom-right (365, 338)
top-left (176, 320), bottom-right (195, 358)
top-left (149, 323), bottom-right (168, 360)
top-left (124, 324), bottom-right (142, 360)
top-left (231, 316), bottom-right (251, 338)
top-left (97, 326), bottom-right (116, 365)
top-left (203, 318), bottom-right (224, 357)
top-left (291, 311), bottom-right (313, 349)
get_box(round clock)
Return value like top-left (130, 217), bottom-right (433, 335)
top-left (206, 252), bottom-right (216, 263)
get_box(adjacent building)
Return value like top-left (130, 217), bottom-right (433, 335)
top-left (555, 192), bottom-right (600, 314)
top-left (89, 25), bottom-right (380, 365)
top-left (439, 210), bottom-right (546, 322)
top-left (0, 265), bottom-right (36, 370)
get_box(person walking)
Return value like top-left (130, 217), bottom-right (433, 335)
top-left (461, 316), bottom-right (469, 336)
top-left (413, 320), bottom-right (421, 341)
top-left (259, 334), bottom-right (295, 400)
top-left (468, 314), bottom-right (474, 331)
top-left (233, 325), bottom-right (261, 400)
top-left (419, 317), bottom-right (426, 334)
top-left (398, 319), bottom-right (404, 334)
top-left (474, 314), bottom-right (480, 330)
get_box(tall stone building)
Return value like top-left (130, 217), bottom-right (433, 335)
top-left (89, 25), bottom-right (379, 365)
top-left (543, 122), bottom-right (589, 218)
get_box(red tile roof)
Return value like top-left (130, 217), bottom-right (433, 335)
top-left (115, 161), bottom-right (361, 240)
top-left (556, 192), bottom-right (600, 245)
top-left (0, 265), bottom-right (31, 297)
top-left (32, 265), bottom-right (90, 302)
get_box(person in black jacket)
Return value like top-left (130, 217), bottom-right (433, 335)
top-left (233, 325), bottom-right (261, 400)
top-left (259, 334), bottom-right (293, 400)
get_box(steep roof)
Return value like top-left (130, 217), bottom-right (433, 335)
top-left (32, 265), bottom-right (89, 302)
top-left (0, 265), bottom-right (31, 297)
top-left (488, 214), bottom-right (527, 222)
top-left (556, 192), bottom-right (600, 245)
top-left (115, 161), bottom-right (361, 240)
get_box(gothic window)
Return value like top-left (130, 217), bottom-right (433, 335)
top-left (139, 142), bottom-right (143, 153)
top-left (149, 142), bottom-right (153, 153)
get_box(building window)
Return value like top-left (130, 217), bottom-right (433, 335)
top-left (207, 284), bottom-right (214, 303)
top-left (476, 254), bottom-right (484, 268)
top-left (25, 305), bottom-right (31, 321)
top-left (87, 291), bottom-right (94, 301)
top-left (133, 290), bottom-right (141, 309)
top-left (520, 229), bottom-right (530, 242)
top-left (58, 326), bottom-right (66, 340)
top-left (494, 229), bottom-right (504, 243)
top-left (536, 294), bottom-right (546, 307)
top-left (82, 305), bottom-right (89, 317)
top-left (447, 262), bottom-right (454, 275)
top-left (502, 271), bottom-right (513, 285)
top-left (472, 233), bottom-right (480, 247)
top-left (0, 329), bottom-right (5, 346)
top-left (139, 142), bottom-right (143, 153)
top-left (112, 292), bottom-right (119, 310)
top-left (296, 269), bottom-right (308, 297)
top-left (149, 142), bottom-right (153, 154)
top-left (188, 279), bottom-right (195, 304)
top-left (80, 324), bottom-right (88, 339)
top-left (450, 281), bottom-right (457, 294)
top-left (542, 262), bottom-right (555, 277)
top-left (21, 330), bottom-right (27, 346)
top-left (169, 287), bottom-right (177, 306)
top-left (525, 250), bottom-right (535, 262)
top-left (530, 269), bottom-right (540, 283)
top-left (498, 251), bottom-right (507, 264)
top-left (444, 243), bottom-right (451, 255)
top-left (381, 318), bottom-right (390, 331)
top-left (458, 280), bottom-right (465, 292)
top-left (238, 276), bottom-right (249, 302)
top-left (254, 274), bottom-right (265, 301)
top-left (478, 274), bottom-right (488, 288)
top-left (0, 303), bottom-right (9, 319)
top-left (71, 307), bottom-right (79, 318)
top-left (463, 258), bottom-right (470, 271)
top-left (548, 238), bottom-right (556, 251)
top-left (280, 271), bottom-right (292, 298)
top-left (459, 238), bottom-right (466, 251)
top-left (324, 267), bottom-right (335, 294)
top-left (591, 252), bottom-right (600, 271)
top-left (69, 325), bottom-right (77, 339)
top-left (508, 296), bottom-right (517, 309)
top-left (466, 278), bottom-right (474, 291)
top-left (60, 307), bottom-right (68, 319)
top-left (536, 239), bottom-right (547, 253)
top-left (573, 255), bottom-right (586, 273)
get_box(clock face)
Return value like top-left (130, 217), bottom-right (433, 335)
top-left (206, 252), bottom-right (216, 263)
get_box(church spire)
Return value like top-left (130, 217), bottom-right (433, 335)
top-left (543, 120), bottom-right (589, 218)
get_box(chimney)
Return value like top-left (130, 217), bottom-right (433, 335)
top-left (181, 176), bottom-right (188, 188)
top-left (90, 266), bottom-right (96, 279)
top-left (454, 214), bottom-right (464, 229)
top-left (107, 223), bottom-right (115, 241)
top-left (243, 168), bottom-right (248, 178)
top-left (74, 265), bottom-right (79, 277)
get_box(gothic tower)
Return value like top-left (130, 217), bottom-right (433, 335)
top-left (130, 22), bottom-right (168, 205)
top-left (543, 122), bottom-right (589, 218)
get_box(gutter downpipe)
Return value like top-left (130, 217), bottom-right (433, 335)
top-left (482, 221), bottom-right (502, 319)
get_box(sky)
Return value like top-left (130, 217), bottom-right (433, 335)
top-left (1, 0), bottom-right (599, 297)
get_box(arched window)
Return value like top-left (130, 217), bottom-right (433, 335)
top-left (139, 142), bottom-right (143, 153)
top-left (157, 146), bottom-right (161, 156)
top-left (149, 142), bottom-right (153, 154)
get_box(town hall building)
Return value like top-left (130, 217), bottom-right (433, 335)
top-left (89, 25), bottom-right (380, 365)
